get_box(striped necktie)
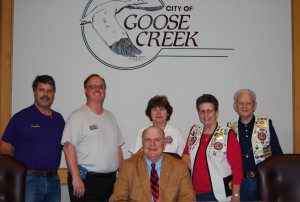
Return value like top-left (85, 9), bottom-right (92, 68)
top-left (150, 163), bottom-right (159, 201)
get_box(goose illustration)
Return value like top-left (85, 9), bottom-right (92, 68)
top-left (80, 0), bottom-right (164, 58)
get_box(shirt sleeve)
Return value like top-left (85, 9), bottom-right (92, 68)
top-left (128, 128), bottom-right (143, 154)
top-left (269, 119), bottom-right (283, 154)
top-left (1, 115), bottom-right (18, 145)
top-left (60, 112), bottom-right (83, 147)
top-left (227, 129), bottom-right (243, 185)
top-left (176, 129), bottom-right (185, 156)
top-left (117, 124), bottom-right (125, 147)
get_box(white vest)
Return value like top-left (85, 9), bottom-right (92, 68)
top-left (187, 124), bottom-right (233, 201)
top-left (227, 118), bottom-right (272, 164)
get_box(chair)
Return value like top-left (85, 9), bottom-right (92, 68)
top-left (0, 154), bottom-right (26, 202)
top-left (257, 154), bottom-right (300, 201)
top-left (164, 152), bottom-right (181, 159)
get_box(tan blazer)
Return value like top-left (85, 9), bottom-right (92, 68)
top-left (109, 152), bottom-right (195, 202)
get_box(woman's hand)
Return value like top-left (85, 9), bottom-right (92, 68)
top-left (231, 184), bottom-right (241, 202)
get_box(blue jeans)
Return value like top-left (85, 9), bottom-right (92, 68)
top-left (25, 174), bottom-right (61, 202)
top-left (240, 178), bottom-right (258, 201)
top-left (196, 192), bottom-right (217, 201)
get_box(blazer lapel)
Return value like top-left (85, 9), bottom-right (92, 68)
top-left (159, 154), bottom-right (171, 199)
top-left (137, 153), bottom-right (152, 201)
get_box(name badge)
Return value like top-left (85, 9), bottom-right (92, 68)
top-left (31, 124), bottom-right (41, 128)
top-left (89, 124), bottom-right (98, 130)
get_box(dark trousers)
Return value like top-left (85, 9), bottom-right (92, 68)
top-left (67, 173), bottom-right (116, 202)
top-left (240, 178), bottom-right (258, 201)
top-left (196, 192), bottom-right (217, 201)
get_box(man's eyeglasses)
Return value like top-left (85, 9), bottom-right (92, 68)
top-left (199, 108), bottom-right (215, 116)
top-left (143, 137), bottom-right (163, 143)
top-left (86, 84), bottom-right (106, 90)
top-left (237, 102), bottom-right (254, 106)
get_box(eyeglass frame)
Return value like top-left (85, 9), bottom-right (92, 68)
top-left (198, 108), bottom-right (216, 116)
top-left (143, 137), bottom-right (164, 143)
top-left (85, 84), bottom-right (106, 90)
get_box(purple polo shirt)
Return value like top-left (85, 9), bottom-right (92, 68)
top-left (1, 104), bottom-right (65, 171)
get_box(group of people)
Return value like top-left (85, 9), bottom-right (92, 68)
top-left (0, 74), bottom-right (282, 202)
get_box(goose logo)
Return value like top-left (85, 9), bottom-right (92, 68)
top-left (81, 0), bottom-right (199, 70)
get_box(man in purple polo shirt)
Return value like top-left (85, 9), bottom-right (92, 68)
top-left (0, 75), bottom-right (65, 202)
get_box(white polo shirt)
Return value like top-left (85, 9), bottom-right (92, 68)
top-left (61, 105), bottom-right (124, 173)
top-left (129, 123), bottom-right (184, 156)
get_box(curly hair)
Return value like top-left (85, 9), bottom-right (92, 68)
top-left (145, 95), bottom-right (173, 121)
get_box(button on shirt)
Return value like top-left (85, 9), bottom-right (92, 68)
top-left (238, 117), bottom-right (256, 172)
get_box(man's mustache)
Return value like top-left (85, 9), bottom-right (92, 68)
top-left (40, 96), bottom-right (50, 100)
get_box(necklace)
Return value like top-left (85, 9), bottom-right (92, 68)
top-left (202, 134), bottom-right (211, 142)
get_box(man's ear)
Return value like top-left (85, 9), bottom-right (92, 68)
top-left (233, 103), bottom-right (238, 112)
top-left (253, 102), bottom-right (257, 112)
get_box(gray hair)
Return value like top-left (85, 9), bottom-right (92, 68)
top-left (233, 89), bottom-right (256, 103)
top-left (142, 126), bottom-right (165, 139)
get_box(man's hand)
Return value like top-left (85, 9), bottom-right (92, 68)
top-left (72, 175), bottom-right (85, 198)
top-left (0, 141), bottom-right (14, 156)
top-left (63, 142), bottom-right (85, 198)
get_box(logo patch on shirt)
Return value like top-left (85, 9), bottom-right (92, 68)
top-left (165, 136), bottom-right (173, 144)
top-left (31, 124), bottom-right (41, 128)
top-left (89, 124), bottom-right (98, 130)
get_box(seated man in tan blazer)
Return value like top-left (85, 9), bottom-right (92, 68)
top-left (109, 126), bottom-right (195, 202)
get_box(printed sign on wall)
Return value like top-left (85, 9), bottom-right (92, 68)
top-left (81, 0), bottom-right (232, 70)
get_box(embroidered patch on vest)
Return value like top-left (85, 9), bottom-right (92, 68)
top-left (258, 132), bottom-right (267, 141)
top-left (214, 142), bottom-right (223, 150)
top-left (227, 122), bottom-right (237, 130)
top-left (215, 132), bottom-right (224, 140)
top-left (189, 136), bottom-right (197, 146)
top-left (256, 118), bottom-right (268, 128)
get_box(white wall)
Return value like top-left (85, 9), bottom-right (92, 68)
top-left (12, 0), bottom-right (292, 166)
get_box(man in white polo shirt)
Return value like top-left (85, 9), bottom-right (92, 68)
top-left (61, 74), bottom-right (124, 201)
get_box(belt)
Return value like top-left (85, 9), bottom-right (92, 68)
top-left (244, 171), bottom-right (256, 178)
top-left (87, 171), bottom-right (116, 177)
top-left (27, 169), bottom-right (57, 177)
